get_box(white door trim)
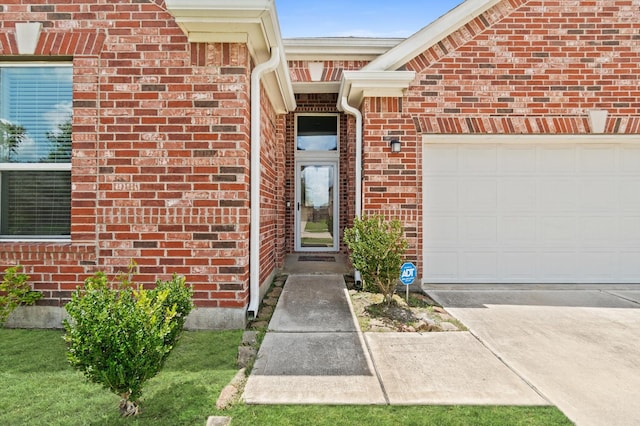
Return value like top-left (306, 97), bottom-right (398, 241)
top-left (295, 160), bottom-right (340, 252)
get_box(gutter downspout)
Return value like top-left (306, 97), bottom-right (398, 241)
top-left (340, 96), bottom-right (363, 286)
top-left (247, 47), bottom-right (281, 319)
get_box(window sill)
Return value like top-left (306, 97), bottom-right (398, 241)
top-left (0, 238), bottom-right (71, 243)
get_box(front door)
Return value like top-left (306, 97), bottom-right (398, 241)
top-left (295, 162), bottom-right (338, 251)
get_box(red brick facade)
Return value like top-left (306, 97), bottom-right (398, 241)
top-left (2, 0), bottom-right (639, 327)
top-left (0, 1), bottom-right (276, 327)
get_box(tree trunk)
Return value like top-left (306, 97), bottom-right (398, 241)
top-left (119, 398), bottom-right (140, 416)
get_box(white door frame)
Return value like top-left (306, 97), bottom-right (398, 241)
top-left (295, 160), bottom-right (339, 252)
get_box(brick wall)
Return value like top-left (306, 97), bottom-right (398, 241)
top-left (259, 84), bottom-right (285, 283)
top-left (289, 60), bottom-right (370, 83)
top-left (405, 0), bottom-right (640, 133)
top-left (0, 1), bottom-right (268, 323)
top-left (361, 98), bottom-right (422, 270)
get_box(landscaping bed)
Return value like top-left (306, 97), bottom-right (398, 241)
top-left (349, 289), bottom-right (466, 332)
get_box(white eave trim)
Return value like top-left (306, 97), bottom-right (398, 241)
top-left (338, 70), bottom-right (416, 109)
top-left (364, 0), bottom-right (502, 71)
top-left (292, 82), bottom-right (341, 94)
top-left (164, 0), bottom-right (295, 113)
top-left (283, 37), bottom-right (403, 61)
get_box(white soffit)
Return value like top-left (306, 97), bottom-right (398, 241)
top-left (283, 37), bottom-right (403, 61)
top-left (164, 0), bottom-right (295, 113)
top-left (338, 70), bottom-right (416, 108)
top-left (364, 0), bottom-right (502, 71)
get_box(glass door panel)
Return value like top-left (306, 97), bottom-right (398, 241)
top-left (296, 163), bottom-right (338, 251)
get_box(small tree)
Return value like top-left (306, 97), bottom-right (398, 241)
top-left (0, 265), bottom-right (42, 326)
top-left (63, 263), bottom-right (194, 416)
top-left (344, 215), bottom-right (408, 305)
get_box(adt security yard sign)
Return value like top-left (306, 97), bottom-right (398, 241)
top-left (400, 262), bottom-right (417, 285)
top-left (400, 262), bottom-right (417, 303)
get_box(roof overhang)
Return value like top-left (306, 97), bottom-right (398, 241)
top-left (338, 70), bottom-right (416, 109)
top-left (283, 37), bottom-right (403, 61)
top-left (164, 0), bottom-right (295, 113)
top-left (284, 38), bottom-right (403, 95)
top-left (364, 0), bottom-right (502, 71)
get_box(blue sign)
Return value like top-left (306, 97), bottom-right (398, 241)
top-left (400, 262), bottom-right (417, 285)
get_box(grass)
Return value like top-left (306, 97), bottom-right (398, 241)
top-left (304, 220), bottom-right (328, 233)
top-left (0, 329), bottom-right (572, 426)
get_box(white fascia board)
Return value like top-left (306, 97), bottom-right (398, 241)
top-left (283, 37), bottom-right (403, 61)
top-left (165, 0), bottom-right (295, 113)
top-left (338, 70), bottom-right (416, 109)
top-left (364, 0), bottom-right (502, 71)
top-left (292, 82), bottom-right (341, 94)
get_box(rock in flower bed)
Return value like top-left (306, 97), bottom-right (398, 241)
top-left (349, 290), bottom-right (466, 333)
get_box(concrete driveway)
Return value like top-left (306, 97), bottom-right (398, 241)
top-left (429, 287), bottom-right (640, 426)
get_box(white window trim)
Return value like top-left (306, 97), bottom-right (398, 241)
top-left (0, 163), bottom-right (71, 171)
top-left (295, 113), bottom-right (340, 160)
top-left (0, 62), bottom-right (73, 241)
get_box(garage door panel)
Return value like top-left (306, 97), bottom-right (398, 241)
top-left (501, 251), bottom-right (537, 281)
top-left (425, 178), bottom-right (458, 211)
top-left (580, 179), bottom-right (618, 210)
top-left (618, 252), bottom-right (640, 280)
top-left (424, 141), bottom-right (640, 284)
top-left (501, 216), bottom-right (536, 243)
top-left (424, 145), bottom-right (459, 173)
top-left (539, 146), bottom-right (576, 173)
top-left (425, 216), bottom-right (458, 245)
top-left (462, 251), bottom-right (497, 280)
top-left (579, 251), bottom-right (617, 280)
top-left (579, 216), bottom-right (618, 245)
top-left (619, 217), bottom-right (640, 243)
top-left (540, 252), bottom-right (577, 280)
top-left (501, 146), bottom-right (537, 173)
top-left (501, 178), bottom-right (537, 211)
top-left (579, 146), bottom-right (616, 173)
top-left (462, 216), bottom-right (497, 244)
top-left (460, 179), bottom-right (497, 211)
top-left (461, 145), bottom-right (497, 173)
top-left (539, 179), bottom-right (578, 211)
top-left (620, 180), bottom-right (640, 211)
top-left (539, 217), bottom-right (577, 244)
top-left (426, 252), bottom-right (459, 281)
top-left (620, 146), bottom-right (640, 172)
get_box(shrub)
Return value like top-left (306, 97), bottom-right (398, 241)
top-left (0, 265), bottom-right (42, 326)
top-left (344, 215), bottom-right (409, 305)
top-left (63, 264), bottom-right (194, 416)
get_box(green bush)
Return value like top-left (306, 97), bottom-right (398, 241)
top-left (0, 265), bottom-right (42, 326)
top-left (63, 264), bottom-right (193, 416)
top-left (344, 215), bottom-right (409, 304)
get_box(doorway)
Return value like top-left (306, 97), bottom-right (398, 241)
top-left (295, 162), bottom-right (338, 251)
top-left (294, 113), bottom-right (340, 252)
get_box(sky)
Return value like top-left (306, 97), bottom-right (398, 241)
top-left (276, 0), bottom-right (465, 39)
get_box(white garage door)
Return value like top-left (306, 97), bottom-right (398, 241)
top-left (423, 138), bottom-right (640, 283)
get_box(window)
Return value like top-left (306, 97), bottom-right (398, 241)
top-left (296, 115), bottom-right (338, 151)
top-left (0, 64), bottom-right (72, 238)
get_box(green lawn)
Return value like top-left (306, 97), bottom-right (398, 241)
top-left (0, 329), bottom-right (571, 426)
top-left (304, 220), bottom-right (328, 233)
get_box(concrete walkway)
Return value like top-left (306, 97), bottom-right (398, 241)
top-left (243, 274), bottom-right (545, 406)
